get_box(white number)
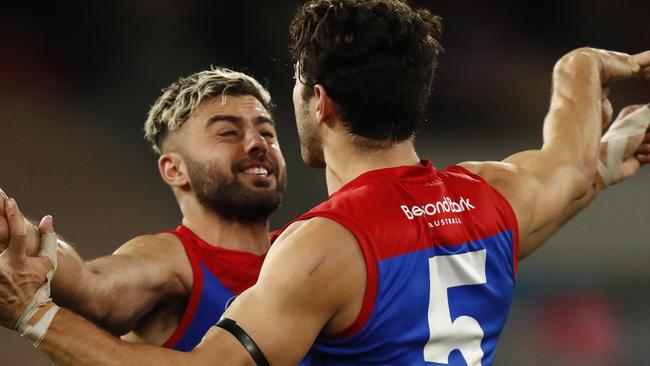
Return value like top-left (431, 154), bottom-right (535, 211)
top-left (423, 250), bottom-right (487, 365)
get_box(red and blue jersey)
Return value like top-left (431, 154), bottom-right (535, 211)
top-left (290, 161), bottom-right (518, 365)
top-left (162, 225), bottom-right (265, 352)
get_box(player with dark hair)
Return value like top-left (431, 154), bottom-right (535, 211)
top-left (0, 1), bottom-right (649, 365)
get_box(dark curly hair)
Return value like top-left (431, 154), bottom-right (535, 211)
top-left (290, 0), bottom-right (443, 143)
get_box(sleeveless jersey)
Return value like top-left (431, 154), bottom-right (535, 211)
top-left (287, 161), bottom-right (518, 366)
top-left (162, 225), bottom-right (265, 352)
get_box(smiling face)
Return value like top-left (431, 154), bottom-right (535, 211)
top-left (170, 94), bottom-right (287, 223)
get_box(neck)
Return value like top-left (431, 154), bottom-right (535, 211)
top-left (176, 194), bottom-right (271, 255)
top-left (322, 134), bottom-right (420, 194)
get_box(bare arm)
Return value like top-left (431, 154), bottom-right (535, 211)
top-left (0, 194), bottom-right (189, 335)
top-left (52, 234), bottom-right (189, 335)
top-left (33, 217), bottom-right (363, 366)
top-left (461, 48), bottom-right (650, 259)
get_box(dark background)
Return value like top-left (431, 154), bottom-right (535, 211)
top-left (1, 1), bottom-right (648, 364)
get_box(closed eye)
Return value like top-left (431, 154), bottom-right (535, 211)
top-left (219, 130), bottom-right (238, 136)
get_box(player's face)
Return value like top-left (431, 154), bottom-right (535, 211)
top-left (292, 64), bottom-right (325, 168)
top-left (182, 95), bottom-right (287, 223)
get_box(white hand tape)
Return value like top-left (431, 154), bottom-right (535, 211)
top-left (598, 105), bottom-right (650, 186)
top-left (15, 232), bottom-right (59, 347)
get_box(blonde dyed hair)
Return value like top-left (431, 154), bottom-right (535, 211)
top-left (144, 67), bottom-right (272, 154)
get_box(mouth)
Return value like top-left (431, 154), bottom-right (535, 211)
top-left (237, 159), bottom-right (275, 180)
top-left (242, 166), bottom-right (271, 177)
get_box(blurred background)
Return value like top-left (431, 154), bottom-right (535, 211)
top-left (0, 0), bottom-right (648, 364)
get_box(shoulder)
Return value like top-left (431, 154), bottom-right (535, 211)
top-left (114, 232), bottom-right (184, 256)
top-left (112, 232), bottom-right (192, 290)
top-left (262, 217), bottom-right (365, 320)
top-left (459, 160), bottom-right (539, 234)
top-left (270, 217), bottom-right (362, 271)
top-left (458, 161), bottom-right (529, 200)
top-left (458, 160), bottom-right (539, 191)
top-left (458, 160), bottom-right (518, 177)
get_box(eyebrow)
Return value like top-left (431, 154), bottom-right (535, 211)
top-left (205, 115), bottom-right (275, 128)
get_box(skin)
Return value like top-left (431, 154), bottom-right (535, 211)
top-left (0, 94), bottom-right (285, 344)
top-left (0, 48), bottom-right (649, 366)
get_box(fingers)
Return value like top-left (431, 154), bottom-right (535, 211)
top-left (600, 50), bottom-right (641, 82)
top-left (636, 136), bottom-right (650, 165)
top-left (37, 216), bottom-right (57, 273)
top-left (0, 189), bottom-right (8, 248)
top-left (632, 50), bottom-right (650, 69)
top-left (38, 215), bottom-right (54, 235)
top-left (0, 189), bottom-right (7, 221)
top-left (4, 198), bottom-right (27, 257)
top-left (618, 157), bottom-right (642, 181)
top-left (616, 104), bottom-right (645, 120)
top-left (636, 130), bottom-right (650, 165)
top-left (634, 51), bottom-right (650, 80)
top-left (643, 67), bottom-right (650, 80)
top-left (637, 153), bottom-right (650, 165)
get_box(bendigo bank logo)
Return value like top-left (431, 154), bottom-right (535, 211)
top-left (400, 196), bottom-right (476, 220)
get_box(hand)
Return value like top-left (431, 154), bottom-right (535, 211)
top-left (556, 48), bottom-right (650, 83)
top-left (596, 104), bottom-right (650, 189)
top-left (0, 192), bottom-right (47, 256)
top-left (636, 129), bottom-right (650, 165)
top-left (0, 197), bottom-right (54, 329)
top-left (633, 104), bottom-right (650, 166)
top-left (553, 48), bottom-right (650, 140)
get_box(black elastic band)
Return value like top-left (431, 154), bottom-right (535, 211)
top-left (215, 317), bottom-right (270, 366)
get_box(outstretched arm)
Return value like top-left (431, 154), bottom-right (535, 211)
top-left (461, 48), bottom-right (650, 259)
top-left (1, 211), bottom-right (362, 365)
top-left (0, 193), bottom-right (189, 335)
top-left (519, 104), bottom-right (650, 252)
top-left (51, 234), bottom-right (189, 335)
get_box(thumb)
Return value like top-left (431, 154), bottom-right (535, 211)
top-left (618, 157), bottom-right (641, 182)
top-left (0, 188), bottom-right (7, 215)
top-left (37, 215), bottom-right (57, 273)
top-left (38, 215), bottom-right (54, 235)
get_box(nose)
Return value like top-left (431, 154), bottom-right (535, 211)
top-left (244, 128), bottom-right (268, 157)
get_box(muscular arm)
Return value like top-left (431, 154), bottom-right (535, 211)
top-left (461, 48), bottom-right (650, 259)
top-left (52, 234), bottom-right (189, 335)
top-left (0, 197), bottom-right (188, 335)
top-left (37, 217), bottom-right (365, 366)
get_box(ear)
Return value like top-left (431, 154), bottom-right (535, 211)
top-left (314, 84), bottom-right (335, 125)
top-left (158, 153), bottom-right (189, 188)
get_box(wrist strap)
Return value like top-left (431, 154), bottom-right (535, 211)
top-left (598, 105), bottom-right (650, 187)
top-left (17, 301), bottom-right (60, 347)
top-left (13, 232), bottom-right (59, 347)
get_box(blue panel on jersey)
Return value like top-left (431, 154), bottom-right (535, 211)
top-left (171, 263), bottom-right (235, 352)
top-left (308, 231), bottom-right (515, 366)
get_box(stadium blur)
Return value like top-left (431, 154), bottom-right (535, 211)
top-left (0, 1), bottom-right (648, 364)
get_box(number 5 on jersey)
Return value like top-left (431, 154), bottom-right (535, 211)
top-left (424, 250), bottom-right (487, 365)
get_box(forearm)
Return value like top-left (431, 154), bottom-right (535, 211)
top-left (519, 182), bottom-right (597, 259)
top-left (543, 51), bottom-right (602, 168)
top-left (41, 308), bottom-right (194, 366)
top-left (48, 240), bottom-right (135, 334)
top-left (50, 242), bottom-right (153, 334)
